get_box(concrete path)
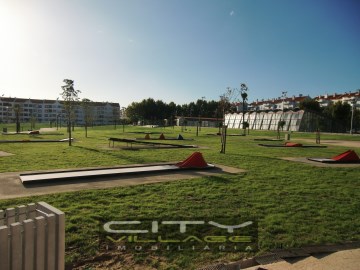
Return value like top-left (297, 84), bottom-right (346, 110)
top-left (0, 164), bottom-right (244, 200)
top-left (296, 138), bottom-right (360, 148)
top-left (244, 248), bottom-right (360, 270)
top-left (281, 157), bottom-right (360, 167)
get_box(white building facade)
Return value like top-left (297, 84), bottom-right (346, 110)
top-left (0, 97), bottom-right (120, 126)
top-left (314, 91), bottom-right (360, 108)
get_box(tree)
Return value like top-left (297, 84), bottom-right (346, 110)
top-left (112, 105), bottom-right (120, 129)
top-left (299, 98), bottom-right (321, 113)
top-left (219, 87), bottom-right (240, 124)
top-left (81, 98), bottom-right (93, 137)
top-left (30, 114), bottom-right (37, 130)
top-left (125, 98), bottom-right (222, 126)
top-left (277, 120), bottom-right (286, 139)
top-left (13, 104), bottom-right (22, 133)
top-left (243, 121), bottom-right (250, 134)
top-left (60, 79), bottom-right (81, 146)
top-left (323, 101), bottom-right (351, 132)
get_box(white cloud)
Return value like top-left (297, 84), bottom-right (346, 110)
top-left (230, 10), bottom-right (235, 16)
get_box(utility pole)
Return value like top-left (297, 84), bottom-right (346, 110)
top-left (240, 84), bottom-right (248, 135)
top-left (350, 98), bottom-right (357, 134)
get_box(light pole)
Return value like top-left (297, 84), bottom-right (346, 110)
top-left (197, 96), bottom-right (205, 136)
top-left (5, 106), bottom-right (9, 124)
top-left (121, 107), bottom-right (126, 132)
top-left (56, 114), bottom-right (60, 130)
top-left (240, 84), bottom-right (248, 135)
top-left (281, 91), bottom-right (287, 112)
top-left (350, 98), bottom-right (357, 134)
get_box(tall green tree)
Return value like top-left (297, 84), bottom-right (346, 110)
top-left (323, 101), bottom-right (352, 132)
top-left (299, 98), bottom-right (321, 113)
top-left (60, 79), bottom-right (81, 146)
top-left (30, 114), bottom-right (37, 130)
top-left (125, 98), bottom-right (222, 125)
top-left (13, 104), bottom-right (22, 133)
top-left (112, 105), bottom-right (120, 129)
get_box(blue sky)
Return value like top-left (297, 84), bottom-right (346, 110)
top-left (0, 0), bottom-right (359, 107)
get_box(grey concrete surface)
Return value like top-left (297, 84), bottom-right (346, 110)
top-left (0, 164), bottom-right (245, 199)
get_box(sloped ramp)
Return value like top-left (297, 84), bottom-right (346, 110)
top-left (308, 150), bottom-right (360, 163)
top-left (259, 142), bottom-right (327, 148)
top-left (20, 152), bottom-right (215, 183)
top-left (108, 137), bottom-right (197, 148)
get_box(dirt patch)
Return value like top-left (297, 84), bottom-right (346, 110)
top-left (39, 128), bottom-right (57, 132)
top-left (297, 138), bottom-right (360, 148)
top-left (0, 151), bottom-right (13, 157)
top-left (69, 252), bottom-right (164, 270)
top-left (281, 157), bottom-right (360, 167)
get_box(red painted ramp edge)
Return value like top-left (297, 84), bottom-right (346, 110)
top-left (176, 152), bottom-right (209, 168)
top-left (285, 142), bottom-right (303, 147)
top-left (332, 150), bottom-right (360, 162)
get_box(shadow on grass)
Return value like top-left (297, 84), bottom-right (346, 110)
top-left (74, 145), bottom-right (146, 164)
top-left (203, 175), bottom-right (233, 183)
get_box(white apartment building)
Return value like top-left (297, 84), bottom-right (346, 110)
top-left (314, 91), bottom-right (360, 108)
top-left (0, 97), bottom-right (120, 126)
top-left (248, 94), bottom-right (309, 111)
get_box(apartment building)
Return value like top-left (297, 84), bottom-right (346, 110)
top-left (0, 97), bottom-right (120, 126)
top-left (248, 94), bottom-right (309, 111)
top-left (314, 91), bottom-right (360, 107)
top-left (226, 90), bottom-right (359, 132)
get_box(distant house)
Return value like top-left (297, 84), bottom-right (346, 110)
top-left (247, 94), bottom-right (309, 111)
top-left (314, 91), bottom-right (360, 107)
top-left (224, 90), bottom-right (359, 133)
top-left (0, 97), bottom-right (120, 126)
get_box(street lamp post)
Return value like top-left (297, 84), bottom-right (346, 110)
top-left (196, 96), bottom-right (205, 136)
top-left (350, 98), bottom-right (357, 134)
top-left (281, 91), bottom-right (287, 113)
top-left (56, 114), bottom-right (60, 130)
top-left (5, 106), bottom-right (9, 124)
top-left (240, 84), bottom-right (248, 135)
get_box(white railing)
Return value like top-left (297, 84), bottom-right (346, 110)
top-left (0, 202), bottom-right (65, 270)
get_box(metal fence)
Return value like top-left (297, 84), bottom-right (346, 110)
top-left (0, 202), bottom-right (65, 270)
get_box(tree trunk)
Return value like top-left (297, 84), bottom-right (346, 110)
top-left (15, 112), bottom-right (20, 133)
top-left (68, 116), bottom-right (72, 146)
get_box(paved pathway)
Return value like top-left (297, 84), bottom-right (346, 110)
top-left (0, 164), bottom-right (244, 199)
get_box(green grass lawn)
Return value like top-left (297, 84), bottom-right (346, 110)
top-left (0, 125), bottom-right (359, 269)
